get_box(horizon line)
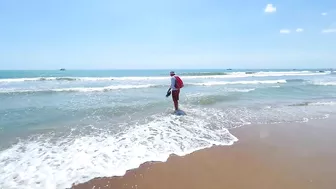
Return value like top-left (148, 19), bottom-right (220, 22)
top-left (0, 68), bottom-right (334, 71)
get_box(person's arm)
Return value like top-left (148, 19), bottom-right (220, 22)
top-left (166, 77), bottom-right (174, 96)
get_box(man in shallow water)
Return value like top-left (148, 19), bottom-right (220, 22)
top-left (166, 71), bottom-right (181, 112)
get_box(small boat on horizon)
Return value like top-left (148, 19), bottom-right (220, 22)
top-left (60, 68), bottom-right (66, 71)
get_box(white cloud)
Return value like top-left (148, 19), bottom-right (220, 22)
top-left (264, 4), bottom-right (276, 13)
top-left (280, 29), bottom-right (291, 34)
top-left (296, 28), bottom-right (304, 32)
top-left (321, 12), bottom-right (327, 16)
top-left (321, 29), bottom-right (336, 33)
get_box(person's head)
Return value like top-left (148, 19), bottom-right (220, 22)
top-left (170, 71), bottom-right (175, 76)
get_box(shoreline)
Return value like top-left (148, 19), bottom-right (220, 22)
top-left (70, 116), bottom-right (336, 189)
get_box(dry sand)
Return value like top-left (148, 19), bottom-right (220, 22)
top-left (71, 117), bottom-right (336, 189)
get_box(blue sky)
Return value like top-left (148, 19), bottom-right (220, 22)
top-left (0, 0), bottom-right (335, 69)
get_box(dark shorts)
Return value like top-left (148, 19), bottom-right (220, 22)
top-left (172, 89), bottom-right (180, 101)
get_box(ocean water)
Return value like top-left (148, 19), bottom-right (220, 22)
top-left (1, 69), bottom-right (336, 189)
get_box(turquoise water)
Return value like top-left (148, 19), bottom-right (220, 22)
top-left (1, 69), bottom-right (336, 189)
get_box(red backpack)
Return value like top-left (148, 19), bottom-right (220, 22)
top-left (174, 76), bottom-right (184, 89)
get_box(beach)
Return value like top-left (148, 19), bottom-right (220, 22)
top-left (1, 0), bottom-right (336, 188)
top-left (0, 69), bottom-right (336, 189)
top-left (72, 117), bottom-right (336, 189)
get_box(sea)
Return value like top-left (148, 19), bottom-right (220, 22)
top-left (1, 69), bottom-right (336, 189)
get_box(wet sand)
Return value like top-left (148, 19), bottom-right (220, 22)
top-left (71, 117), bottom-right (336, 189)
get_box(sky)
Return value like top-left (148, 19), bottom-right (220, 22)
top-left (0, 0), bottom-right (335, 70)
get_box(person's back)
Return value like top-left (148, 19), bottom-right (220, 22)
top-left (170, 75), bottom-right (178, 91)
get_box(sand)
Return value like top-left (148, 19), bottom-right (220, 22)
top-left (71, 117), bottom-right (336, 189)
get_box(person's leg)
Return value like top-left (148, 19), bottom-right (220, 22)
top-left (176, 89), bottom-right (180, 110)
top-left (172, 90), bottom-right (179, 111)
top-left (173, 100), bottom-right (178, 111)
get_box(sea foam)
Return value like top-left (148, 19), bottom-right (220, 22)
top-left (0, 107), bottom-right (239, 189)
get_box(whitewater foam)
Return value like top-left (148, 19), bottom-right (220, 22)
top-left (0, 101), bottom-right (333, 189)
top-left (0, 107), bottom-right (238, 189)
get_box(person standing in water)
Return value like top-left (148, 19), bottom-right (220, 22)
top-left (166, 71), bottom-right (184, 112)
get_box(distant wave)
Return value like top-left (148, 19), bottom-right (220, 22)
top-left (191, 79), bottom-right (287, 86)
top-left (0, 71), bottom-right (331, 83)
top-left (0, 77), bottom-right (80, 82)
top-left (0, 84), bottom-right (157, 94)
top-left (312, 81), bottom-right (336, 86)
top-left (1, 78), bottom-right (334, 94)
top-left (48, 77), bottom-right (78, 81)
top-left (0, 79), bottom-right (286, 94)
top-left (180, 72), bottom-right (229, 76)
top-left (227, 88), bottom-right (256, 92)
top-left (181, 70), bottom-right (331, 76)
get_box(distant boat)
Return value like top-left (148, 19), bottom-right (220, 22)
top-left (60, 68), bottom-right (66, 71)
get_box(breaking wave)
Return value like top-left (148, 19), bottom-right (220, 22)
top-left (0, 79), bottom-right (291, 94)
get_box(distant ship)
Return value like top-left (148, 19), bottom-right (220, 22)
top-left (60, 68), bottom-right (66, 71)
